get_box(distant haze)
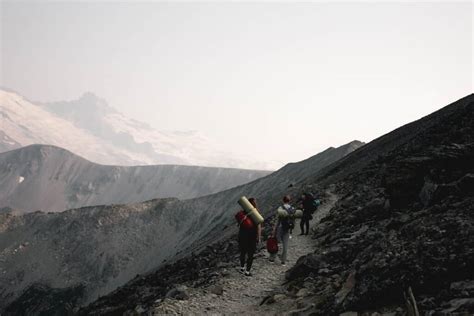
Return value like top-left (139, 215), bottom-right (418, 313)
top-left (1, 2), bottom-right (472, 168)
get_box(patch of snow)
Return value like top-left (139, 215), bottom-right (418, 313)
top-left (18, 176), bottom-right (24, 183)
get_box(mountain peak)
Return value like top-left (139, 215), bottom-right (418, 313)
top-left (78, 91), bottom-right (102, 102)
top-left (73, 92), bottom-right (116, 114)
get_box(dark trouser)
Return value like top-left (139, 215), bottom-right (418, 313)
top-left (300, 216), bottom-right (310, 234)
top-left (238, 230), bottom-right (257, 271)
top-left (239, 246), bottom-right (255, 271)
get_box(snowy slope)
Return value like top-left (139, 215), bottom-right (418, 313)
top-left (0, 89), bottom-right (276, 169)
top-left (0, 90), bottom-right (154, 165)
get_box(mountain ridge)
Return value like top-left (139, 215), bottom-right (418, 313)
top-left (0, 144), bottom-right (271, 213)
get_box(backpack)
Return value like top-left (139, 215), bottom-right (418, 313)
top-left (235, 210), bottom-right (255, 229)
top-left (280, 205), bottom-right (296, 231)
top-left (312, 199), bottom-right (321, 209)
top-left (305, 192), bottom-right (321, 214)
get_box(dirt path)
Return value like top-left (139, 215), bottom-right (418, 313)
top-left (151, 192), bottom-right (338, 315)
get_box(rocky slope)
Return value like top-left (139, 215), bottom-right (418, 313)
top-left (0, 141), bottom-right (362, 314)
top-left (0, 88), bottom-right (276, 169)
top-left (79, 94), bottom-right (473, 315)
top-left (0, 144), bottom-right (270, 213)
top-left (281, 93), bottom-right (474, 315)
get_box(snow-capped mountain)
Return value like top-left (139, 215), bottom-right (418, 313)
top-left (0, 144), bottom-right (271, 213)
top-left (0, 89), bottom-right (275, 169)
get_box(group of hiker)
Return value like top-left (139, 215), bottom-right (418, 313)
top-left (235, 193), bottom-right (320, 276)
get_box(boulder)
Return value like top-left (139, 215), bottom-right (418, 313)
top-left (285, 254), bottom-right (323, 280)
top-left (457, 173), bottom-right (474, 196)
top-left (165, 287), bottom-right (189, 300)
top-left (208, 285), bottom-right (224, 296)
top-left (335, 271), bottom-right (356, 306)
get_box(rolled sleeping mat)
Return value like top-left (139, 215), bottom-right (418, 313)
top-left (277, 206), bottom-right (288, 218)
top-left (277, 207), bottom-right (304, 219)
top-left (238, 196), bottom-right (264, 225)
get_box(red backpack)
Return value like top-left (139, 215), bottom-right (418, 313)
top-left (235, 210), bottom-right (254, 229)
top-left (266, 237), bottom-right (278, 254)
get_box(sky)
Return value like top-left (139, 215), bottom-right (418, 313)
top-left (0, 1), bottom-right (472, 168)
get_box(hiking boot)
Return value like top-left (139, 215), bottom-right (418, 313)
top-left (244, 270), bottom-right (252, 277)
top-left (281, 262), bottom-right (286, 266)
top-left (239, 266), bottom-right (245, 274)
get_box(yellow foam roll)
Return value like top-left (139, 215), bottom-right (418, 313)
top-left (238, 196), bottom-right (264, 225)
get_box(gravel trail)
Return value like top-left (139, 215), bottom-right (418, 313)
top-left (151, 191), bottom-right (338, 315)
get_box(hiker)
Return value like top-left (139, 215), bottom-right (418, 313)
top-left (269, 195), bottom-right (295, 266)
top-left (299, 193), bottom-right (315, 235)
top-left (237, 197), bottom-right (262, 276)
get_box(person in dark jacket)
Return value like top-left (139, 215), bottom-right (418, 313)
top-left (299, 193), bottom-right (315, 235)
top-left (237, 197), bottom-right (262, 276)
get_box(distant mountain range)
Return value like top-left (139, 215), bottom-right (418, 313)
top-left (0, 88), bottom-right (275, 169)
top-left (0, 144), bottom-right (272, 213)
top-left (0, 140), bottom-right (363, 311)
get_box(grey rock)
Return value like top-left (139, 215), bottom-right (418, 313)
top-left (440, 298), bottom-right (474, 313)
top-left (208, 285), bottom-right (224, 296)
top-left (296, 288), bottom-right (309, 297)
top-left (273, 294), bottom-right (287, 302)
top-left (134, 305), bottom-right (146, 314)
top-left (335, 271), bottom-right (356, 305)
top-left (419, 179), bottom-right (438, 206)
top-left (165, 287), bottom-right (189, 300)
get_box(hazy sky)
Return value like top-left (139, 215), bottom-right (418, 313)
top-left (1, 1), bottom-right (472, 167)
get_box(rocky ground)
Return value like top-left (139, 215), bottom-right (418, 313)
top-left (78, 191), bottom-right (334, 315)
top-left (149, 192), bottom-right (337, 315)
top-left (280, 96), bottom-right (474, 315)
